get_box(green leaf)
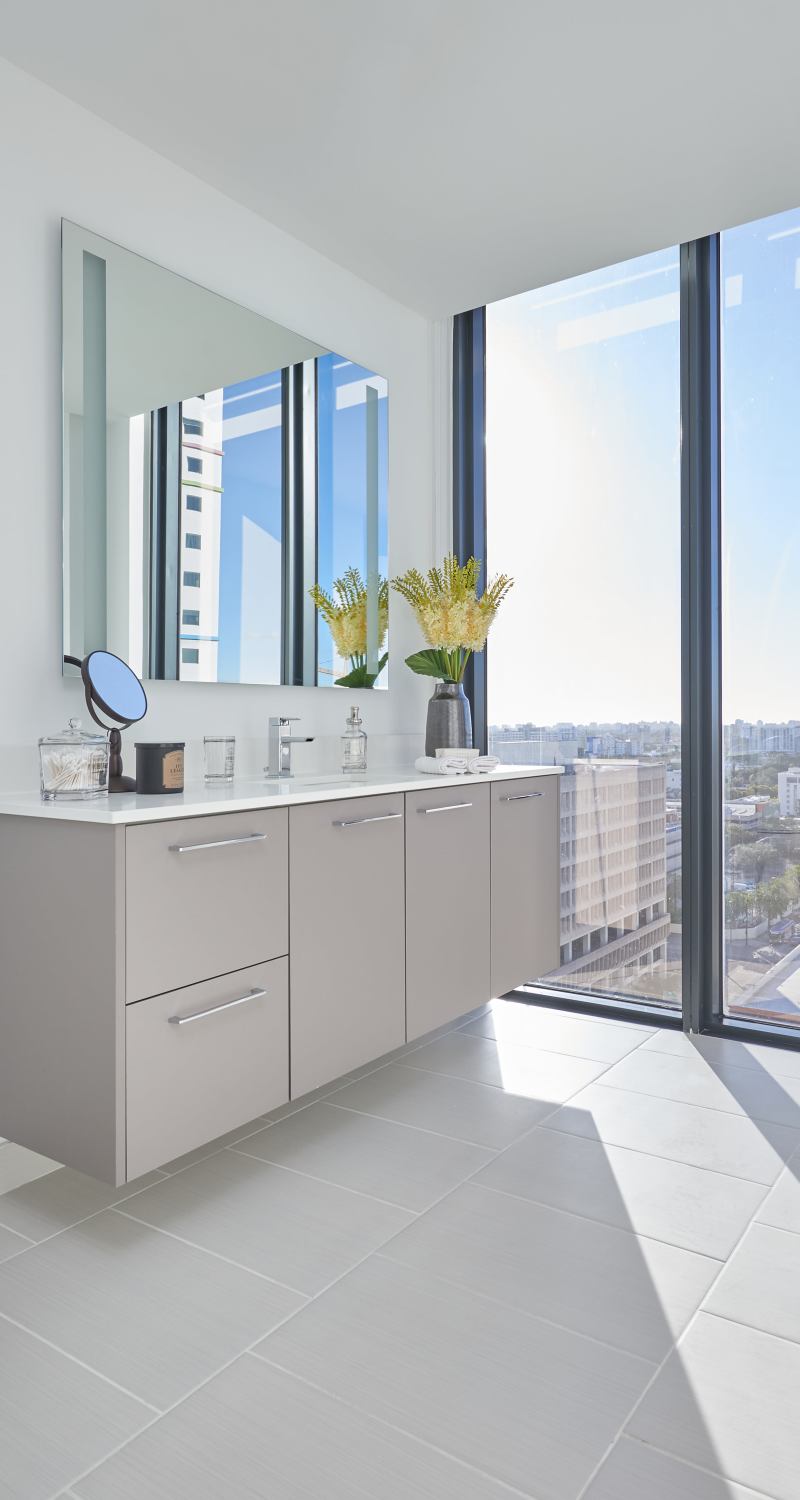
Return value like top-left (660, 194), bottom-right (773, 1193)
top-left (335, 652), bottom-right (389, 689)
top-left (404, 649), bottom-right (452, 680)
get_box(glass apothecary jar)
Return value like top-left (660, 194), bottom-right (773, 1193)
top-left (38, 719), bottom-right (109, 801)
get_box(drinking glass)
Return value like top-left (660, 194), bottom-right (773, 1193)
top-left (204, 735), bottom-right (235, 783)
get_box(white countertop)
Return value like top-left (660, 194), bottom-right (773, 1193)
top-left (0, 765), bottom-right (562, 825)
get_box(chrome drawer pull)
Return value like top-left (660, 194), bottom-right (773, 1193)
top-left (500, 791), bottom-right (545, 801)
top-left (420, 802), bottom-right (473, 814)
top-left (333, 812), bottom-right (403, 828)
top-left (169, 833), bottom-right (267, 854)
top-left (168, 987), bottom-right (267, 1025)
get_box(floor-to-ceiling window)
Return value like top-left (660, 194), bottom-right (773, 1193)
top-left (721, 207), bottom-right (800, 1027)
top-left (485, 247), bottom-right (683, 1011)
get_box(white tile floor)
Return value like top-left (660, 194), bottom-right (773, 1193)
top-left (1, 1000), bottom-right (800, 1498)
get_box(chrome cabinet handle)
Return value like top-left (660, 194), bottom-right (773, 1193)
top-left (500, 792), bottom-right (545, 801)
top-left (419, 802), bottom-right (473, 814)
top-left (333, 812), bottom-right (403, 828)
top-left (168, 987), bottom-right (267, 1025)
top-left (168, 833), bottom-right (267, 854)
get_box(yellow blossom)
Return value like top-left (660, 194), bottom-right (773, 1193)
top-left (309, 567), bottom-right (388, 679)
top-left (391, 554), bottom-right (512, 682)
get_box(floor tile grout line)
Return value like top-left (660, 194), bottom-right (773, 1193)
top-left (494, 998), bottom-right (665, 1034)
top-left (370, 1240), bottom-right (665, 1366)
top-left (107, 1205), bottom-right (315, 1299)
top-left (323, 1095), bottom-right (555, 1150)
top-left (539, 1115), bottom-right (798, 1186)
top-left (250, 1352), bottom-right (544, 1500)
top-left (642, 1035), bottom-right (800, 1086)
top-left (0, 1171), bottom-right (192, 1263)
top-left (572, 1120), bottom-right (792, 1500)
top-left (467, 1179), bottom-right (727, 1265)
top-left (617, 1432), bottom-right (780, 1500)
top-left (699, 1302), bottom-right (800, 1350)
top-left (393, 1055), bottom-right (613, 1093)
top-left (0, 1308), bottom-right (161, 1416)
top-left (57, 1148), bottom-right (509, 1500)
top-left (591, 1072), bottom-right (800, 1130)
top-left (44, 1282), bottom-right (329, 1500)
top-left (20, 1003), bottom-right (798, 1500)
top-left (250, 1007), bottom-right (494, 1132)
top-left (458, 1006), bottom-right (658, 1039)
top-left (455, 1027), bottom-right (653, 1069)
top-left (728, 1214), bottom-right (800, 1244)
top-left (481, 1123), bottom-right (779, 1188)
top-left (601, 1043), bottom-right (800, 1093)
top-left (49, 1033), bottom-right (512, 1500)
top-left (223, 1146), bottom-right (430, 1213)
top-left (31, 1005), bottom-right (789, 1500)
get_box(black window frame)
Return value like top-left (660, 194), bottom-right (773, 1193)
top-left (455, 236), bottom-right (800, 1050)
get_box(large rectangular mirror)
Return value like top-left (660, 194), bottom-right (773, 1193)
top-left (62, 221), bottom-right (389, 688)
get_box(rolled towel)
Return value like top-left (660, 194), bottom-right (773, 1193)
top-left (414, 755), bottom-right (470, 776)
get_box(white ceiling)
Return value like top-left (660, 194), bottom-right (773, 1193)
top-left (3, 0), bottom-right (800, 317)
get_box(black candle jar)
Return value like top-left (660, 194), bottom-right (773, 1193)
top-left (134, 742), bottom-right (185, 794)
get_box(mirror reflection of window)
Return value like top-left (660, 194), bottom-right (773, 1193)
top-left (62, 222), bottom-right (389, 690)
top-left (316, 354), bottom-right (389, 686)
top-left (177, 374), bottom-right (283, 684)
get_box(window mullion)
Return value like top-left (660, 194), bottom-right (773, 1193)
top-left (680, 236), bottom-right (723, 1033)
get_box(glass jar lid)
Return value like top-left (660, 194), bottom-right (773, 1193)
top-left (38, 717), bottom-right (107, 748)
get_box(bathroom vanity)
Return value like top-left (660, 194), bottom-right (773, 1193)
top-left (0, 766), bottom-right (561, 1184)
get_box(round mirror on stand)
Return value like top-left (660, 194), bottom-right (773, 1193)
top-left (64, 651), bottom-right (147, 793)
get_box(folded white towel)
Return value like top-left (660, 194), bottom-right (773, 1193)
top-left (474, 755), bottom-right (500, 772)
top-left (414, 756), bottom-right (470, 776)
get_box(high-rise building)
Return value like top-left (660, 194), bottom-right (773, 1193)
top-left (778, 767), bottom-right (800, 817)
top-left (178, 392), bottom-right (223, 681)
top-left (555, 759), bottom-right (670, 985)
top-left (490, 725), bottom-right (671, 994)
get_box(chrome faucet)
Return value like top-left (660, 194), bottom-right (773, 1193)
top-left (268, 716), bottom-right (315, 778)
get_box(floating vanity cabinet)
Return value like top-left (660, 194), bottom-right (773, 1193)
top-left (490, 775), bottom-right (560, 996)
top-left (126, 809), bottom-right (288, 1001)
top-left (405, 784), bottom-right (491, 1040)
top-left (288, 794), bottom-right (406, 1097)
top-left (126, 959), bottom-right (288, 1178)
top-left (0, 767), bottom-right (560, 1185)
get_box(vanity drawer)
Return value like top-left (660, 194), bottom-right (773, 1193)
top-left (125, 809), bottom-right (288, 1001)
top-left (125, 959), bottom-right (288, 1179)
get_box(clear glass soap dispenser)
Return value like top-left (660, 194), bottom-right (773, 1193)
top-left (342, 705), bottom-right (367, 774)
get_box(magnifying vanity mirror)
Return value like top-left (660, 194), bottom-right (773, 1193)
top-left (62, 221), bottom-right (389, 690)
top-left (64, 649), bottom-right (147, 791)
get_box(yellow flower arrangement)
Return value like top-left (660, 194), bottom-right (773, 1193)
top-left (309, 567), bottom-right (389, 687)
top-left (391, 554), bottom-right (513, 682)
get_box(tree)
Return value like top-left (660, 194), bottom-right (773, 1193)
top-left (733, 841), bottom-right (776, 886)
top-left (763, 875), bottom-right (793, 933)
top-left (726, 887), bottom-right (760, 941)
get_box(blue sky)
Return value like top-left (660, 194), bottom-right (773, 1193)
top-left (213, 358), bottom-right (387, 685)
top-left (486, 205), bottom-right (800, 726)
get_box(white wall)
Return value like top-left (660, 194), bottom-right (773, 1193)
top-left (0, 58), bottom-right (437, 788)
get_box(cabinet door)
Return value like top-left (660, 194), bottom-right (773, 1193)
top-left (405, 784), bottom-right (490, 1041)
top-left (289, 795), bottom-right (406, 1098)
top-left (491, 776), bottom-right (560, 997)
